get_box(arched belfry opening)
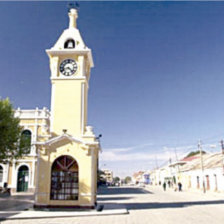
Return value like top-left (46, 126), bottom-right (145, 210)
top-left (64, 39), bottom-right (75, 49)
top-left (50, 155), bottom-right (79, 200)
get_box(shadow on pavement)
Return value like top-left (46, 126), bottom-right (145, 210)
top-left (97, 197), bottom-right (133, 201)
top-left (102, 200), bottom-right (224, 210)
top-left (0, 195), bottom-right (34, 211)
top-left (98, 187), bottom-right (153, 195)
top-left (0, 194), bottom-right (34, 221)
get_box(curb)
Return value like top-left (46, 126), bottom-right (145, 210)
top-left (0, 208), bottom-right (129, 220)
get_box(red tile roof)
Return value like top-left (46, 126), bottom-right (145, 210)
top-left (181, 156), bottom-right (199, 162)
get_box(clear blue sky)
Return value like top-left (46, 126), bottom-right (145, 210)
top-left (1, 1), bottom-right (224, 177)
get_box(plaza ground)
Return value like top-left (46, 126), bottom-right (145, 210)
top-left (1, 185), bottom-right (224, 223)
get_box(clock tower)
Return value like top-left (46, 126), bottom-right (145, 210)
top-left (48, 8), bottom-right (93, 137)
top-left (34, 8), bottom-right (100, 208)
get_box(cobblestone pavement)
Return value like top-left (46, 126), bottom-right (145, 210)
top-left (2, 185), bottom-right (224, 224)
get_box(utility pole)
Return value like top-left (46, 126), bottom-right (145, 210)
top-left (155, 155), bottom-right (158, 169)
top-left (174, 147), bottom-right (180, 173)
top-left (220, 140), bottom-right (224, 175)
top-left (198, 139), bottom-right (206, 193)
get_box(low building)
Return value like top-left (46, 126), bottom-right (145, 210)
top-left (132, 171), bottom-right (150, 184)
top-left (180, 153), bottom-right (224, 192)
top-left (0, 108), bottom-right (50, 193)
top-left (101, 169), bottom-right (113, 184)
top-left (150, 153), bottom-right (224, 193)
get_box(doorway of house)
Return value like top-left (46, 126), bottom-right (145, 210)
top-left (17, 165), bottom-right (29, 192)
top-left (206, 175), bottom-right (210, 190)
top-left (197, 176), bottom-right (200, 189)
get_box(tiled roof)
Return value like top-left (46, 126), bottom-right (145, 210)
top-left (180, 153), bottom-right (223, 172)
top-left (181, 156), bottom-right (200, 162)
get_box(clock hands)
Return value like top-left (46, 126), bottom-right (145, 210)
top-left (60, 59), bottom-right (77, 76)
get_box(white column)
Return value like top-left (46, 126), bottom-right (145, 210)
top-left (81, 83), bottom-right (85, 135)
top-left (91, 147), bottom-right (95, 205)
top-left (50, 83), bottom-right (55, 133)
top-left (4, 163), bottom-right (9, 185)
top-left (31, 160), bottom-right (35, 187)
top-left (11, 161), bottom-right (16, 188)
top-left (29, 165), bottom-right (32, 187)
top-left (79, 56), bottom-right (85, 77)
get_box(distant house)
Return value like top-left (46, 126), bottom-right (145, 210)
top-left (132, 171), bottom-right (144, 184)
top-left (101, 169), bottom-right (113, 184)
top-left (180, 153), bottom-right (224, 192)
top-left (150, 153), bottom-right (224, 193)
top-left (132, 171), bottom-right (150, 185)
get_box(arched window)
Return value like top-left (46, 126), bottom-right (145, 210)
top-left (64, 39), bottom-right (75, 49)
top-left (21, 130), bottom-right (32, 144)
top-left (50, 155), bottom-right (78, 200)
top-left (0, 165), bottom-right (3, 183)
top-left (20, 130), bottom-right (32, 153)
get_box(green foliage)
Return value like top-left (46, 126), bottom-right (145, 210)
top-left (97, 169), bottom-right (106, 185)
top-left (186, 150), bottom-right (206, 158)
top-left (0, 98), bottom-right (30, 163)
top-left (124, 176), bottom-right (132, 184)
top-left (113, 176), bottom-right (120, 183)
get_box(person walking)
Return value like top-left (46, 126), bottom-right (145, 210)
top-left (168, 180), bottom-right (171, 188)
top-left (178, 182), bottom-right (182, 191)
top-left (163, 182), bottom-right (166, 191)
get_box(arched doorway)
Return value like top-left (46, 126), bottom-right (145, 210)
top-left (50, 155), bottom-right (78, 200)
top-left (17, 165), bottom-right (29, 192)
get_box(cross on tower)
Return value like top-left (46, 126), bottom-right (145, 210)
top-left (67, 2), bottom-right (80, 11)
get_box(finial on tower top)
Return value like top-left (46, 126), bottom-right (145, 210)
top-left (68, 2), bottom-right (79, 11)
top-left (67, 2), bottom-right (79, 28)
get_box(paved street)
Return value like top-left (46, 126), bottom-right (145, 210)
top-left (2, 185), bottom-right (224, 224)
top-left (0, 195), bottom-right (34, 212)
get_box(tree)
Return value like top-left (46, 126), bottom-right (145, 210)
top-left (124, 176), bottom-right (132, 184)
top-left (113, 176), bottom-right (120, 183)
top-left (186, 150), bottom-right (206, 158)
top-left (97, 169), bottom-right (106, 185)
top-left (0, 98), bottom-right (30, 163)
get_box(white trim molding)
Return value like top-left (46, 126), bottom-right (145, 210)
top-left (46, 49), bottom-right (94, 68)
top-left (34, 133), bottom-right (99, 147)
top-left (81, 82), bottom-right (85, 135)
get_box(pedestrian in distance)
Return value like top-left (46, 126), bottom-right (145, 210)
top-left (178, 182), bottom-right (182, 192)
top-left (168, 180), bottom-right (171, 188)
top-left (163, 182), bottom-right (166, 191)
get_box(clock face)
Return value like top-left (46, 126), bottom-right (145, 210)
top-left (59, 59), bottom-right (77, 76)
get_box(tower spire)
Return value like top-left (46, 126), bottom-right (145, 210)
top-left (68, 8), bottom-right (78, 29)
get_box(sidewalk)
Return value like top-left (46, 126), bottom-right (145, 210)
top-left (0, 191), bottom-right (128, 221)
top-left (0, 206), bottom-right (128, 221)
top-left (146, 184), bottom-right (224, 200)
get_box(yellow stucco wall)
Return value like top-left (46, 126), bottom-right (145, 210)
top-left (36, 141), bottom-right (97, 206)
top-left (51, 80), bottom-right (87, 137)
top-left (8, 166), bottom-right (13, 185)
top-left (34, 10), bottom-right (99, 207)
